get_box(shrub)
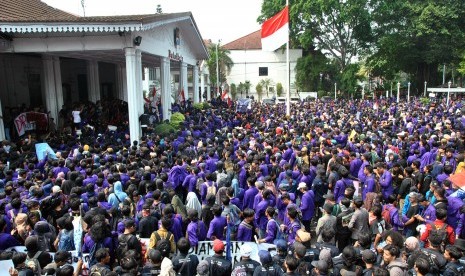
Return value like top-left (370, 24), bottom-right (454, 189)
top-left (153, 123), bottom-right (176, 136)
top-left (169, 112), bottom-right (185, 130)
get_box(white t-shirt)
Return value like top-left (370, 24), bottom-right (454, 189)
top-left (72, 110), bottom-right (81, 123)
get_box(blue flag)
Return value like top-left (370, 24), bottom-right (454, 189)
top-left (226, 224), bottom-right (232, 261)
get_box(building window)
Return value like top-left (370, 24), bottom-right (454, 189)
top-left (259, 67), bottom-right (268, 76)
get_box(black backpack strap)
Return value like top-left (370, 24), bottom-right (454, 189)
top-left (154, 231), bottom-right (161, 242)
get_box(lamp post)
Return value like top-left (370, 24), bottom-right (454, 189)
top-left (407, 82), bottom-right (411, 103)
top-left (447, 81), bottom-right (451, 106)
top-left (396, 82), bottom-right (400, 103)
top-left (216, 40), bottom-right (221, 97)
top-left (424, 81), bottom-right (427, 97)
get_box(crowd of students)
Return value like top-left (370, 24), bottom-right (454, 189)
top-left (1, 95), bottom-right (465, 275)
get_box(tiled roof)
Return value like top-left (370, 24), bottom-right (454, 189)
top-left (0, 0), bottom-right (190, 24)
top-left (0, 0), bottom-right (78, 22)
top-left (222, 30), bottom-right (262, 50)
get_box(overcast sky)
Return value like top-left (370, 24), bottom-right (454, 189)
top-left (43, 0), bottom-right (263, 44)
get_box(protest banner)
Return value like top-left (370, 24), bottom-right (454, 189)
top-left (14, 112), bottom-right (48, 136)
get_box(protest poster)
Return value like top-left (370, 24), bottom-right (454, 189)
top-left (14, 112), bottom-right (48, 136)
top-left (35, 142), bottom-right (57, 160)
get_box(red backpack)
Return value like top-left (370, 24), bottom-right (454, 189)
top-left (381, 205), bottom-right (394, 228)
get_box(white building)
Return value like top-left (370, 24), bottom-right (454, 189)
top-left (223, 30), bottom-right (302, 99)
top-left (0, 0), bottom-right (209, 141)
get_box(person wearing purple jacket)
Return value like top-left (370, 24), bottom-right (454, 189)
top-left (334, 170), bottom-right (353, 203)
top-left (186, 209), bottom-right (207, 247)
top-left (414, 195), bottom-right (436, 225)
top-left (255, 189), bottom-right (273, 238)
top-left (276, 189), bottom-right (294, 222)
top-left (357, 153), bottom-right (371, 186)
top-left (383, 195), bottom-right (404, 231)
top-left (349, 153), bottom-right (362, 178)
top-left (258, 207), bottom-right (279, 244)
top-left (376, 163), bottom-right (393, 200)
top-left (362, 165), bottom-right (376, 201)
top-left (242, 177), bottom-right (258, 210)
top-left (283, 207), bottom-right (301, 244)
top-left (207, 204), bottom-right (227, 240)
top-left (298, 182), bottom-right (315, 232)
top-left (200, 174), bottom-right (217, 205)
top-left (237, 208), bottom-right (255, 242)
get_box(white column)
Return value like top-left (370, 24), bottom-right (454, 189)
top-left (125, 48), bottom-right (140, 142)
top-left (86, 60), bottom-right (100, 103)
top-left (193, 65), bottom-right (200, 103)
top-left (160, 57), bottom-right (171, 121)
top-left (42, 55), bottom-right (59, 125)
top-left (135, 50), bottom-right (144, 115)
top-left (200, 70), bottom-right (205, 103)
top-left (206, 74), bottom-right (211, 101)
top-left (53, 57), bottom-right (64, 120)
top-left (180, 62), bottom-right (188, 101)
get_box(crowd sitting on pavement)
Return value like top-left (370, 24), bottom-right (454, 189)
top-left (1, 95), bottom-right (465, 276)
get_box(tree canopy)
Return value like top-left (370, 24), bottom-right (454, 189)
top-left (259, 0), bottom-right (465, 95)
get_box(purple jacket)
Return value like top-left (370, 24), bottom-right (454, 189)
top-left (379, 171), bottom-right (393, 199)
top-left (207, 216), bottom-right (227, 240)
top-left (300, 190), bottom-right (315, 221)
top-left (358, 161), bottom-right (370, 184)
top-left (334, 178), bottom-right (352, 203)
top-left (362, 176), bottom-right (376, 201)
top-left (384, 204), bottom-right (403, 231)
top-left (255, 199), bottom-right (270, 230)
top-left (236, 221), bottom-right (254, 242)
top-left (187, 220), bottom-right (207, 247)
top-left (420, 203), bottom-right (436, 225)
top-left (264, 219), bottom-right (278, 243)
top-left (242, 187), bottom-right (258, 210)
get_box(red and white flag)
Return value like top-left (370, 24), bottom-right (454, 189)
top-left (261, 6), bottom-right (289, 51)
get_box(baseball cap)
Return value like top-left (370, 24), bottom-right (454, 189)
top-left (213, 239), bottom-right (225, 253)
top-left (274, 239), bottom-right (287, 251)
top-left (361, 249), bottom-right (377, 264)
top-left (311, 260), bottom-right (328, 273)
top-left (323, 194), bottom-right (335, 201)
top-left (240, 244), bottom-right (252, 257)
top-left (297, 182), bottom-right (307, 190)
top-left (258, 250), bottom-right (272, 264)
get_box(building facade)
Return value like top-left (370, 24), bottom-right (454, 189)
top-left (223, 30), bottom-right (302, 100)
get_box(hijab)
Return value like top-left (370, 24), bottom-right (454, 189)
top-left (185, 192), bottom-right (202, 219)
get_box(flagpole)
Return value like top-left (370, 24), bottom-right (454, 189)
top-left (286, 0), bottom-right (290, 117)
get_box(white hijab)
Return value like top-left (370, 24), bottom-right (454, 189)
top-left (185, 192), bottom-right (202, 219)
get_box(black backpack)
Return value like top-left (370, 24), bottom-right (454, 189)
top-left (116, 234), bottom-right (132, 262)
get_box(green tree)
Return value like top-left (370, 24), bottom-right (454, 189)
top-left (259, 78), bottom-right (273, 98)
top-left (244, 81), bottom-right (252, 97)
top-left (206, 43), bottom-right (234, 96)
top-left (368, 0), bottom-right (465, 89)
top-left (276, 83), bottom-right (283, 97)
top-left (258, 0), bottom-right (372, 72)
top-left (238, 82), bottom-right (245, 98)
top-left (295, 50), bottom-right (336, 92)
top-left (256, 83), bottom-right (264, 101)
top-left (230, 83), bottom-right (237, 100)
